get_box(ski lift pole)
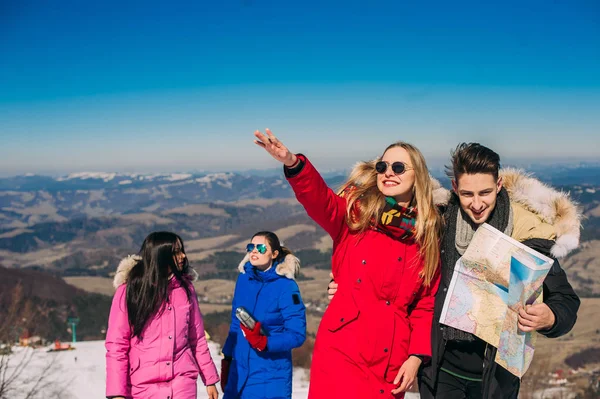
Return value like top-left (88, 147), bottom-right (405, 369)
top-left (67, 317), bottom-right (80, 343)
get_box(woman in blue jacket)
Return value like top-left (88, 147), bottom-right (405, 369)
top-left (220, 231), bottom-right (307, 399)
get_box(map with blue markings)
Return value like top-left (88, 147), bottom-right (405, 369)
top-left (439, 223), bottom-right (553, 378)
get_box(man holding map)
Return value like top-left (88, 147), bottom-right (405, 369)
top-left (419, 143), bottom-right (581, 399)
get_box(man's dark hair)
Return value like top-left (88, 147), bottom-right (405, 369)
top-left (446, 143), bottom-right (501, 181)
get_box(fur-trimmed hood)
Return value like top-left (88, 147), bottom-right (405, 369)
top-left (501, 168), bottom-right (582, 258)
top-left (238, 253), bottom-right (301, 280)
top-left (112, 255), bottom-right (198, 289)
top-left (113, 255), bottom-right (141, 288)
top-left (431, 176), bottom-right (451, 206)
top-left (436, 169), bottom-right (582, 258)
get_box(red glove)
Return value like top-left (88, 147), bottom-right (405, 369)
top-left (240, 321), bottom-right (267, 351)
top-left (220, 357), bottom-right (231, 392)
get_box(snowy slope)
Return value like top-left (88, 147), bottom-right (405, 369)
top-left (7, 340), bottom-right (419, 398)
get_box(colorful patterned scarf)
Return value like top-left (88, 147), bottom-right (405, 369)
top-left (340, 186), bottom-right (418, 241)
top-left (370, 196), bottom-right (417, 241)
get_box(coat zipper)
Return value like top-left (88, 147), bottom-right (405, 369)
top-left (483, 343), bottom-right (488, 368)
top-left (482, 343), bottom-right (490, 397)
top-left (239, 278), bottom-right (266, 394)
top-left (246, 281), bottom-right (265, 364)
top-left (252, 282), bottom-right (265, 315)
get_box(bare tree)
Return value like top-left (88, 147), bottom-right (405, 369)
top-left (0, 284), bottom-right (69, 399)
top-left (0, 348), bottom-right (70, 399)
top-left (0, 284), bottom-right (26, 343)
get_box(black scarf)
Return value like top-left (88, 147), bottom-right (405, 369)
top-left (441, 187), bottom-right (512, 342)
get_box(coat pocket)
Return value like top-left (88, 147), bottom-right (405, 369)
top-left (325, 294), bottom-right (360, 333)
top-left (129, 357), bottom-right (141, 374)
top-left (128, 357), bottom-right (142, 385)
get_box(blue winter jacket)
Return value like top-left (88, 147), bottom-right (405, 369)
top-left (222, 254), bottom-right (307, 399)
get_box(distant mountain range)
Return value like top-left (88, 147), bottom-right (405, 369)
top-left (0, 171), bottom-right (285, 192)
top-left (520, 163), bottom-right (600, 186)
top-left (1, 164), bottom-right (597, 230)
top-left (2, 162), bottom-right (599, 190)
top-left (0, 164), bottom-right (598, 292)
top-left (0, 172), bottom-right (299, 228)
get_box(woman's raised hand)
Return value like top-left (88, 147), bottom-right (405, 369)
top-left (254, 129), bottom-right (297, 167)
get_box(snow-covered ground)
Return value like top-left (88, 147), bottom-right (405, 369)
top-left (5, 340), bottom-right (420, 398)
top-left (532, 387), bottom-right (578, 399)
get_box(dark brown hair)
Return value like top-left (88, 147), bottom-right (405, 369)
top-left (252, 231), bottom-right (293, 263)
top-left (446, 143), bottom-right (501, 181)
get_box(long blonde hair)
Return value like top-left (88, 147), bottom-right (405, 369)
top-left (337, 142), bottom-right (442, 286)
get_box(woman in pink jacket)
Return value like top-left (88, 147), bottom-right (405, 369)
top-left (105, 231), bottom-right (219, 399)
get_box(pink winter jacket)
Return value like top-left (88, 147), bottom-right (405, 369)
top-left (105, 255), bottom-right (219, 398)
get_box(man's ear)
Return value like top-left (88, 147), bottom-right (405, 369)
top-left (497, 176), bottom-right (503, 194)
top-left (451, 179), bottom-right (458, 194)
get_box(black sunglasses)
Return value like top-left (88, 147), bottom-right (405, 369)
top-left (375, 161), bottom-right (412, 175)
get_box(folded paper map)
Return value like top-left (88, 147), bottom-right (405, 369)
top-left (440, 223), bottom-right (554, 378)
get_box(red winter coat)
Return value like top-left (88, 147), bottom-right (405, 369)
top-left (286, 155), bottom-right (440, 399)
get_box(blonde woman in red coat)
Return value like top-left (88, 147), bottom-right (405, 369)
top-left (254, 129), bottom-right (442, 398)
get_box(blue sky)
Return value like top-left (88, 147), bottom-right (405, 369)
top-left (1, 0), bottom-right (599, 176)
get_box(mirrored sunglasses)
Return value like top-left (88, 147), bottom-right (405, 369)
top-left (246, 243), bottom-right (267, 254)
